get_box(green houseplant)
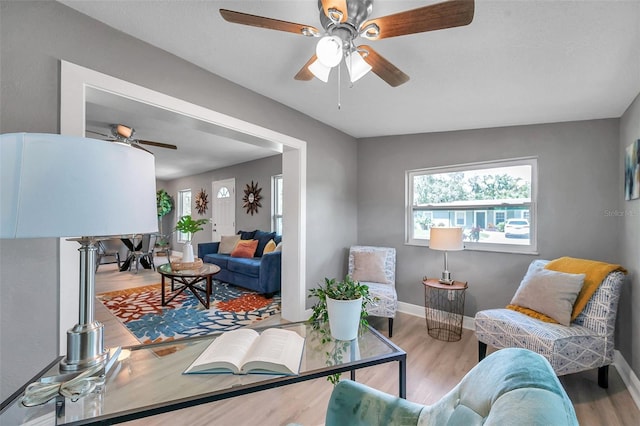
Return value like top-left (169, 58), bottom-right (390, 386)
top-left (309, 275), bottom-right (373, 341)
top-left (156, 189), bottom-right (173, 251)
top-left (308, 275), bottom-right (373, 384)
top-left (175, 215), bottom-right (208, 262)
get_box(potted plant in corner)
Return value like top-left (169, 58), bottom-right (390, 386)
top-left (175, 215), bottom-right (208, 263)
top-left (309, 275), bottom-right (373, 342)
top-left (156, 189), bottom-right (173, 254)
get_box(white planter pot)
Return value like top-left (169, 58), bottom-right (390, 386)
top-left (182, 241), bottom-right (195, 263)
top-left (326, 296), bottom-right (363, 341)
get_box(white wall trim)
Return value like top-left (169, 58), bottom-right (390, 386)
top-left (398, 301), bottom-right (640, 411)
top-left (614, 350), bottom-right (640, 410)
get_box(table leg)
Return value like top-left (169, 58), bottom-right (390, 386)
top-left (399, 357), bottom-right (407, 399)
top-left (161, 275), bottom-right (166, 305)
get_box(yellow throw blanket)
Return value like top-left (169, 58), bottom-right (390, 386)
top-left (507, 257), bottom-right (626, 324)
top-left (545, 257), bottom-right (626, 321)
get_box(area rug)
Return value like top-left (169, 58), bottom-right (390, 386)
top-left (97, 281), bottom-right (280, 344)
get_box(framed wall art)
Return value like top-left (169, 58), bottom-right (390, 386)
top-left (625, 139), bottom-right (639, 201)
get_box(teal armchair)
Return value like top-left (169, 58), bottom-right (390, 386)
top-left (325, 348), bottom-right (578, 426)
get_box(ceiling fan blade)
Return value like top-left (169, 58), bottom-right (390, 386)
top-left (137, 140), bottom-right (178, 150)
top-left (131, 143), bottom-right (154, 155)
top-left (321, 0), bottom-right (348, 23)
top-left (294, 54), bottom-right (318, 81)
top-left (220, 9), bottom-right (320, 37)
top-left (359, 46), bottom-right (409, 87)
top-left (86, 129), bottom-right (110, 138)
top-left (361, 0), bottom-right (474, 40)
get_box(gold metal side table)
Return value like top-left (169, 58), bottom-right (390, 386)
top-left (422, 279), bottom-right (468, 342)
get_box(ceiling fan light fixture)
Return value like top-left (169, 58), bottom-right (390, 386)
top-left (346, 50), bottom-right (372, 83)
top-left (308, 59), bottom-right (332, 82)
top-left (114, 124), bottom-right (133, 139)
top-left (315, 35), bottom-right (343, 68)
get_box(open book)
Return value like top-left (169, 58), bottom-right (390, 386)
top-left (184, 328), bottom-right (305, 376)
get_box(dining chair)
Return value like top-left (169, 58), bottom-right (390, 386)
top-left (95, 238), bottom-right (122, 271)
top-left (130, 233), bottom-right (157, 273)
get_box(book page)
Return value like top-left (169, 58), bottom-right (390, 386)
top-left (184, 328), bottom-right (259, 374)
top-left (241, 328), bottom-right (305, 375)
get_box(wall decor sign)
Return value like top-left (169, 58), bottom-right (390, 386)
top-left (243, 180), bottom-right (263, 215)
top-left (195, 188), bottom-right (209, 215)
top-left (625, 139), bottom-right (639, 201)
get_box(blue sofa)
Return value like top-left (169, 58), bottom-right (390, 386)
top-left (198, 230), bottom-right (281, 296)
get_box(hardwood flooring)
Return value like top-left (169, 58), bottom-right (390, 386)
top-left (95, 261), bottom-right (639, 425)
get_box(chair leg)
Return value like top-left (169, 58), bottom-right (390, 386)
top-left (116, 253), bottom-right (121, 269)
top-left (598, 365), bottom-right (609, 389)
top-left (388, 318), bottom-right (394, 338)
top-left (478, 341), bottom-right (487, 362)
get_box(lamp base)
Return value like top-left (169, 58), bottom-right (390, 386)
top-left (60, 321), bottom-right (108, 372)
top-left (439, 271), bottom-right (454, 285)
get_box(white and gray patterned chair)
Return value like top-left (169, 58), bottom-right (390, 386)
top-left (475, 259), bottom-right (625, 388)
top-left (348, 246), bottom-right (397, 337)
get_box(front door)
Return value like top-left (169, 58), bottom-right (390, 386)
top-left (211, 178), bottom-right (236, 242)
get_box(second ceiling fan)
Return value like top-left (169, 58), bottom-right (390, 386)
top-left (220, 0), bottom-right (475, 87)
top-left (88, 124), bottom-right (178, 153)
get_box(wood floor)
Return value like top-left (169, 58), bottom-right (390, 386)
top-left (95, 261), bottom-right (639, 425)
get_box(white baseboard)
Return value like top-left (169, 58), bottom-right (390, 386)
top-left (398, 301), bottom-right (640, 411)
top-left (614, 350), bottom-right (640, 410)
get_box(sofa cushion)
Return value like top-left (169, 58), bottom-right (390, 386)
top-left (227, 257), bottom-right (261, 278)
top-left (237, 229), bottom-right (257, 240)
top-left (263, 239), bottom-right (277, 254)
top-left (254, 230), bottom-right (276, 257)
top-left (202, 253), bottom-right (230, 270)
top-left (274, 234), bottom-right (282, 245)
top-left (218, 235), bottom-right (241, 254)
top-left (231, 239), bottom-right (258, 258)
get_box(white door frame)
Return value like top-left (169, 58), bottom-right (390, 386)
top-left (60, 61), bottom-right (307, 352)
top-left (211, 178), bottom-right (236, 242)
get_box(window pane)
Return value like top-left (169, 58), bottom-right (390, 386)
top-left (413, 164), bottom-right (532, 206)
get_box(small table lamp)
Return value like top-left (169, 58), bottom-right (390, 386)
top-left (429, 227), bottom-right (464, 285)
top-left (1, 133), bottom-right (157, 372)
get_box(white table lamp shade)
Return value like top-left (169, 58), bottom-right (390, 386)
top-left (429, 227), bottom-right (464, 251)
top-left (1, 133), bottom-right (157, 238)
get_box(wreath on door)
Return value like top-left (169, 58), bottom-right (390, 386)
top-left (242, 180), bottom-right (262, 215)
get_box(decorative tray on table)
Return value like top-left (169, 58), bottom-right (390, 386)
top-left (170, 258), bottom-right (204, 271)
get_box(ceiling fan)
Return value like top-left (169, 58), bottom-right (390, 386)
top-left (87, 124), bottom-right (178, 153)
top-left (220, 0), bottom-right (475, 87)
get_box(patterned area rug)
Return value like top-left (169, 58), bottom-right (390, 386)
top-left (97, 281), bottom-right (280, 344)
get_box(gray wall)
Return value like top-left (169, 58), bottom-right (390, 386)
top-left (618, 93), bottom-right (640, 378)
top-left (0, 1), bottom-right (358, 400)
top-left (357, 119), bottom-right (622, 323)
top-left (161, 154), bottom-right (282, 251)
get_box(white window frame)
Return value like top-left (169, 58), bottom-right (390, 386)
top-left (177, 188), bottom-right (192, 243)
top-left (454, 211), bottom-right (466, 227)
top-left (271, 174), bottom-right (283, 234)
top-left (406, 157), bottom-right (538, 254)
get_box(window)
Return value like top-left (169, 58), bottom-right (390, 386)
top-left (177, 189), bottom-right (192, 242)
top-left (406, 158), bottom-right (537, 253)
top-left (272, 174), bottom-right (283, 234)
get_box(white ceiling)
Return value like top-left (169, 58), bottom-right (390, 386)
top-left (65, 0), bottom-right (640, 176)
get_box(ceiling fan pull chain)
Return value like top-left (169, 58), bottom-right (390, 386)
top-left (337, 61), bottom-right (341, 110)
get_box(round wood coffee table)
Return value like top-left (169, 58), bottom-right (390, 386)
top-left (158, 263), bottom-right (220, 309)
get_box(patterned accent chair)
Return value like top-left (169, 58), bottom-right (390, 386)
top-left (348, 246), bottom-right (397, 337)
top-left (475, 259), bottom-right (625, 388)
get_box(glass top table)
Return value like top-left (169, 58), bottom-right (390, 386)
top-left (1, 321), bottom-right (406, 425)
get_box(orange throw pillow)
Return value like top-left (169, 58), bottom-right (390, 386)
top-left (231, 239), bottom-right (258, 258)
